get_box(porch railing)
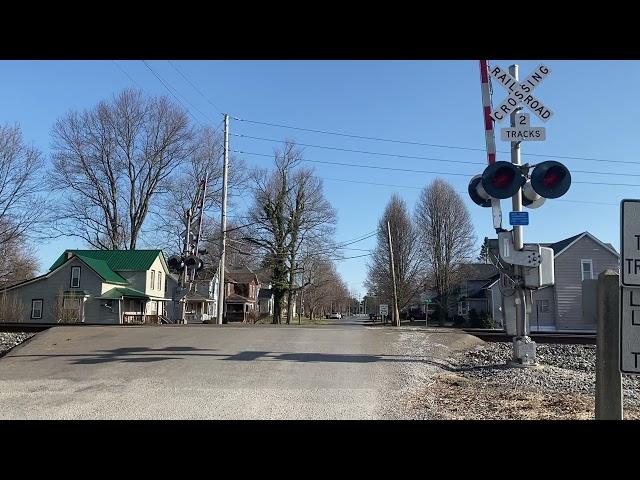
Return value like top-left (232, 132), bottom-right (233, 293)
top-left (122, 314), bottom-right (160, 325)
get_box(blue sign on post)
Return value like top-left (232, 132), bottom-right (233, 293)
top-left (509, 211), bottom-right (529, 226)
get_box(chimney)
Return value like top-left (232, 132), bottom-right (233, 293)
top-left (64, 251), bottom-right (74, 261)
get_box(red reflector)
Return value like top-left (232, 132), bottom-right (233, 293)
top-left (492, 168), bottom-right (514, 189)
top-left (543, 168), bottom-right (563, 188)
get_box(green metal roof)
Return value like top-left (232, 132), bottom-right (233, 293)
top-left (99, 287), bottom-right (149, 299)
top-left (75, 255), bottom-right (129, 285)
top-left (50, 250), bottom-right (163, 272)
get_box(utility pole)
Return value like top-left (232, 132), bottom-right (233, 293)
top-left (387, 221), bottom-right (400, 327)
top-left (216, 113), bottom-right (229, 325)
top-left (508, 64), bottom-right (535, 366)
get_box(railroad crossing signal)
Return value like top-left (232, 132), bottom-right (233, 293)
top-left (468, 161), bottom-right (571, 208)
top-left (490, 64), bottom-right (553, 123)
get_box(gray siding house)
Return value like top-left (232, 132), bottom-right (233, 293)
top-left (489, 232), bottom-right (619, 332)
top-left (0, 250), bottom-right (172, 324)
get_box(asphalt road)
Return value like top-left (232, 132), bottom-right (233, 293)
top-left (0, 316), bottom-right (480, 419)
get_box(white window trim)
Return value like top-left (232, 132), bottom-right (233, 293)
top-left (581, 259), bottom-right (593, 281)
top-left (157, 272), bottom-right (162, 292)
top-left (31, 299), bottom-right (43, 319)
top-left (71, 266), bottom-right (81, 288)
top-left (150, 270), bottom-right (155, 290)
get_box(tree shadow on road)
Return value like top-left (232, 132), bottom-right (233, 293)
top-left (9, 346), bottom-right (466, 370)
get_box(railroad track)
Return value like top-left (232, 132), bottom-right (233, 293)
top-left (463, 328), bottom-right (596, 345)
top-left (0, 323), bottom-right (597, 345)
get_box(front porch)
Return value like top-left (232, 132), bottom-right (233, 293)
top-left (99, 287), bottom-right (170, 325)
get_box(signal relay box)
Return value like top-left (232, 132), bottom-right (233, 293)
top-left (522, 245), bottom-right (554, 288)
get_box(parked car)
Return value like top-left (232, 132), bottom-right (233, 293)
top-left (327, 312), bottom-right (342, 319)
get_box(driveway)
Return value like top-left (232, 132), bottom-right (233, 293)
top-left (0, 319), bottom-right (481, 419)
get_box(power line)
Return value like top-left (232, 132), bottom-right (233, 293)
top-left (234, 149), bottom-right (640, 187)
top-left (141, 60), bottom-right (208, 127)
top-left (233, 116), bottom-right (640, 166)
top-left (112, 61), bottom-right (143, 89)
top-left (232, 133), bottom-right (483, 166)
top-left (330, 253), bottom-right (373, 261)
top-left (167, 60), bottom-right (225, 117)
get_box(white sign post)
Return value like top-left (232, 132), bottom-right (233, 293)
top-left (620, 199), bottom-right (640, 374)
top-left (379, 304), bottom-right (388, 323)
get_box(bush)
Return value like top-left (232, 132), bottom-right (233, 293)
top-left (480, 312), bottom-right (496, 329)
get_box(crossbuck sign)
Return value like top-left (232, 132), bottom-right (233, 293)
top-left (490, 64), bottom-right (553, 123)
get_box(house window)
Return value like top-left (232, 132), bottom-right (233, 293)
top-left (537, 299), bottom-right (550, 313)
top-left (157, 272), bottom-right (162, 293)
top-left (150, 270), bottom-right (155, 290)
top-left (70, 266), bottom-right (81, 288)
top-left (31, 299), bottom-right (43, 319)
top-left (581, 260), bottom-right (593, 281)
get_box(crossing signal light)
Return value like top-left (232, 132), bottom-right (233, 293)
top-left (468, 174), bottom-right (492, 207)
top-left (522, 181), bottom-right (546, 209)
top-left (481, 161), bottom-right (525, 199)
top-left (184, 255), bottom-right (203, 271)
top-left (167, 255), bottom-right (184, 272)
top-left (530, 161), bottom-right (571, 199)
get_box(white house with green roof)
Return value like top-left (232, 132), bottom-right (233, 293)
top-left (1, 249), bottom-right (173, 324)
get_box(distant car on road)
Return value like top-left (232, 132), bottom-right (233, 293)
top-left (327, 312), bottom-right (342, 319)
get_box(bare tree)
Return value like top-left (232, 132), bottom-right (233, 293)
top-left (366, 194), bottom-right (425, 319)
top-left (0, 124), bottom-right (49, 245)
top-left (243, 142), bottom-right (337, 324)
top-left (0, 236), bottom-right (38, 289)
top-left (414, 179), bottom-right (476, 320)
top-left (0, 291), bottom-right (24, 322)
top-left (50, 88), bottom-right (194, 250)
top-left (300, 255), bottom-right (337, 321)
top-left (149, 126), bottom-right (248, 254)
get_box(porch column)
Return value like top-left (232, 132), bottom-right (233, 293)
top-left (118, 299), bottom-right (122, 324)
top-left (142, 300), bottom-right (146, 324)
top-left (81, 297), bottom-right (87, 323)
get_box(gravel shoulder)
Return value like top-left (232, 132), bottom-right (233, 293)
top-left (0, 332), bottom-right (35, 358)
top-left (397, 337), bottom-right (640, 420)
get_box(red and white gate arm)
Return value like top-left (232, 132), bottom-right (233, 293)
top-left (479, 59), bottom-right (503, 230)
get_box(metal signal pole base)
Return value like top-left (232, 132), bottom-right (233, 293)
top-left (507, 336), bottom-right (540, 368)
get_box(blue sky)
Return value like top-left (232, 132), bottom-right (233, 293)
top-left (0, 60), bottom-right (637, 298)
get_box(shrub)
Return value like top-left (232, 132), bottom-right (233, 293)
top-left (480, 312), bottom-right (496, 329)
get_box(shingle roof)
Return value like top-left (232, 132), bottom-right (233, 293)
top-left (227, 265), bottom-right (259, 285)
top-left (547, 233), bottom-right (584, 255)
top-left (258, 288), bottom-right (273, 299)
top-left (458, 263), bottom-right (499, 281)
top-left (50, 250), bottom-right (163, 272)
top-left (226, 293), bottom-right (252, 303)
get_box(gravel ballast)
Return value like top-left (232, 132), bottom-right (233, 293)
top-left (0, 332), bottom-right (35, 358)
top-left (396, 335), bottom-right (640, 420)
